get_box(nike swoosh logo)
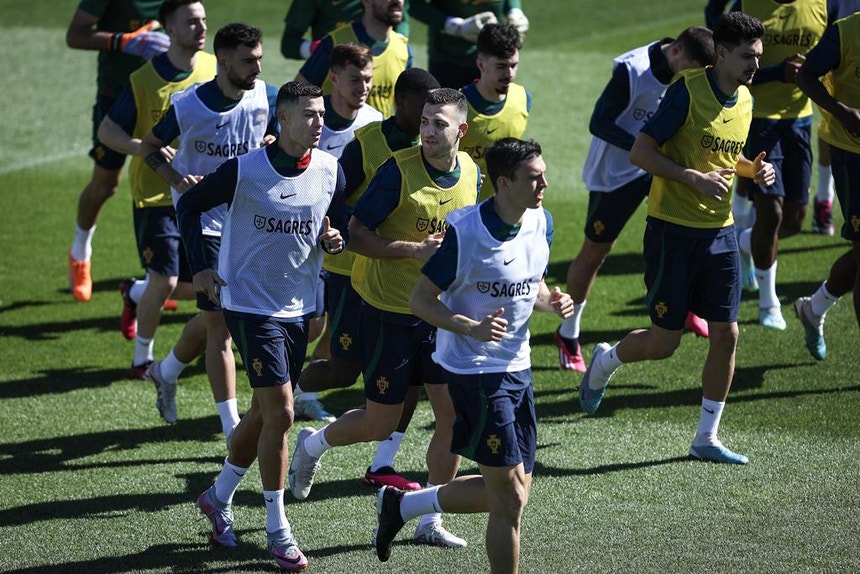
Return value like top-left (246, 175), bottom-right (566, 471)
top-left (439, 198), bottom-right (453, 205)
top-left (216, 120), bottom-right (230, 129)
top-left (265, 497), bottom-right (274, 503)
top-left (503, 258), bottom-right (516, 265)
top-left (703, 407), bottom-right (715, 414)
top-left (722, 118), bottom-right (733, 123)
top-left (486, 127), bottom-right (499, 135)
top-left (280, 193), bottom-right (297, 199)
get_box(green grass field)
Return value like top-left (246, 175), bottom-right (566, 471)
top-left (1, 1), bottom-right (859, 572)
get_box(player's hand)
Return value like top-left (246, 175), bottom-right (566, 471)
top-left (549, 287), bottom-right (574, 319)
top-left (693, 168), bottom-right (735, 201)
top-left (470, 308), bottom-right (510, 342)
top-left (835, 104), bottom-right (860, 139)
top-left (782, 54), bottom-right (805, 84)
top-left (506, 8), bottom-right (529, 38)
top-left (113, 22), bottom-right (170, 59)
top-left (443, 11), bottom-right (498, 43)
top-left (261, 134), bottom-right (277, 146)
top-left (160, 145), bottom-right (176, 162)
top-left (319, 216), bottom-right (344, 254)
top-left (176, 174), bottom-right (203, 194)
top-left (193, 269), bottom-right (226, 306)
top-left (751, 151), bottom-right (775, 187)
top-left (416, 233), bottom-right (445, 261)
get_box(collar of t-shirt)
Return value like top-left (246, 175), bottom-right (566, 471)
top-left (421, 151), bottom-right (461, 188)
top-left (266, 141), bottom-right (312, 177)
top-left (152, 52), bottom-right (193, 83)
top-left (462, 82), bottom-right (507, 115)
top-left (353, 21), bottom-right (390, 57)
top-left (648, 38), bottom-right (675, 85)
top-left (196, 78), bottom-right (245, 113)
top-left (705, 67), bottom-right (739, 108)
top-left (480, 198), bottom-right (521, 242)
top-left (323, 94), bottom-right (356, 131)
top-left (382, 117), bottom-right (419, 151)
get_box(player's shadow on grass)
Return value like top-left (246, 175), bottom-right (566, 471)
top-left (1, 311), bottom-right (190, 341)
top-left (545, 252), bottom-right (644, 283)
top-left (532, 455), bottom-right (690, 478)
top-left (0, 366), bottom-right (140, 398)
top-left (0, 418), bottom-right (228, 476)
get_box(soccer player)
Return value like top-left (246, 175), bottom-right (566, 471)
top-left (459, 23), bottom-right (531, 201)
top-left (138, 23), bottom-right (277, 433)
top-left (580, 12), bottom-right (775, 465)
top-left (408, 0), bottom-right (528, 88)
top-left (179, 81), bottom-right (348, 573)
top-left (555, 27), bottom-right (716, 373)
top-left (280, 0), bottom-right (410, 60)
top-left (288, 88), bottom-right (480, 549)
top-left (293, 42), bottom-right (383, 423)
top-left (794, 11), bottom-right (860, 360)
top-left (374, 138), bottom-right (573, 571)
top-left (66, 0), bottom-right (169, 302)
top-left (294, 67), bottom-right (441, 489)
top-left (732, 0), bottom-right (832, 330)
top-left (96, 0), bottom-right (215, 376)
top-left (296, 0), bottom-right (411, 117)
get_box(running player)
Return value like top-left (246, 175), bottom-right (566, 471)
top-left (555, 27), bottom-right (716, 372)
top-left (580, 12), bottom-right (775, 465)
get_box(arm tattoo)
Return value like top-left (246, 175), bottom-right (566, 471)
top-left (145, 150), bottom-right (167, 172)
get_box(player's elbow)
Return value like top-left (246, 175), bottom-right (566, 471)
top-left (628, 138), bottom-right (647, 170)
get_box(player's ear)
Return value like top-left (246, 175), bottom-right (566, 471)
top-left (458, 122), bottom-right (468, 139)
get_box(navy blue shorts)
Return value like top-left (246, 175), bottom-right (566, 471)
top-left (446, 369), bottom-right (536, 473)
top-left (642, 218), bottom-right (741, 329)
top-left (831, 145), bottom-right (860, 241)
top-left (132, 204), bottom-right (191, 281)
top-left (746, 116), bottom-right (812, 204)
top-left (359, 302), bottom-right (446, 405)
top-left (89, 94), bottom-right (126, 170)
top-left (584, 174), bottom-right (651, 243)
top-left (325, 272), bottom-right (362, 361)
top-left (196, 235), bottom-right (222, 312)
top-left (224, 310), bottom-right (309, 388)
top-left (311, 269), bottom-right (326, 319)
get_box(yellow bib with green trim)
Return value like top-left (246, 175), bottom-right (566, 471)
top-left (818, 13), bottom-right (860, 154)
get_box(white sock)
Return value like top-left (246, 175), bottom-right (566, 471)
top-left (371, 431), bottom-right (406, 471)
top-left (303, 426), bottom-right (332, 458)
top-left (263, 489), bottom-right (290, 534)
top-left (590, 344), bottom-right (623, 390)
top-left (159, 350), bottom-right (188, 383)
top-left (214, 457), bottom-right (247, 505)
top-left (134, 335), bottom-right (154, 366)
top-left (71, 224), bottom-right (95, 261)
top-left (732, 193), bottom-right (753, 230)
top-left (400, 485), bottom-right (442, 523)
top-left (559, 300), bottom-right (585, 340)
top-left (129, 276), bottom-right (149, 304)
top-left (817, 164), bottom-right (836, 202)
top-left (216, 398), bottom-right (240, 436)
top-left (811, 281), bottom-right (840, 317)
top-left (738, 227), bottom-right (752, 254)
top-left (695, 398), bottom-right (725, 440)
top-left (296, 391), bottom-right (317, 403)
top-left (756, 261), bottom-right (779, 310)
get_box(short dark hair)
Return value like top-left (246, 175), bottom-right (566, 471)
top-left (394, 67), bottom-right (440, 97)
top-left (484, 138), bottom-right (542, 189)
top-left (425, 88), bottom-right (467, 120)
top-left (674, 26), bottom-right (716, 67)
top-left (214, 23), bottom-right (262, 54)
top-left (476, 23), bottom-right (521, 59)
top-left (158, 0), bottom-right (200, 27)
top-left (712, 12), bottom-right (764, 51)
top-left (330, 42), bottom-right (373, 71)
top-left (276, 81), bottom-right (323, 109)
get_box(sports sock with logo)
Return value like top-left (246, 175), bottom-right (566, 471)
top-left (756, 261), bottom-right (779, 310)
top-left (559, 300), bottom-right (585, 340)
top-left (811, 281), bottom-right (840, 317)
top-left (400, 484), bottom-right (442, 523)
top-left (304, 427), bottom-right (332, 458)
top-left (263, 489), bottom-right (289, 534)
top-left (695, 398), bottom-right (725, 440)
top-left (134, 335), bottom-right (154, 366)
top-left (214, 457), bottom-right (248, 505)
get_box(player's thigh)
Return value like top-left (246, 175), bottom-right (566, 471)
top-left (832, 146), bottom-right (860, 241)
top-left (779, 118), bottom-right (812, 204)
top-left (225, 310), bottom-right (309, 388)
top-left (584, 175), bottom-right (651, 243)
top-left (642, 219), bottom-right (696, 330)
top-left (195, 235), bottom-right (223, 312)
top-left (326, 272), bottom-right (362, 362)
top-left (358, 305), bottom-right (414, 405)
top-left (132, 205), bottom-right (182, 276)
top-left (692, 227), bottom-right (741, 323)
top-left (89, 94), bottom-right (126, 170)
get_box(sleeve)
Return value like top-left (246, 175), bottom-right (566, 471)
top-left (421, 225), bottom-right (459, 290)
top-left (351, 157), bottom-right (402, 231)
top-left (106, 83), bottom-right (138, 135)
top-left (525, 88), bottom-right (533, 112)
top-left (77, 0), bottom-right (109, 19)
top-left (704, 0), bottom-right (731, 29)
top-left (640, 77), bottom-right (690, 146)
top-left (751, 63), bottom-right (787, 85)
top-left (542, 207), bottom-right (554, 277)
top-left (298, 36), bottom-right (335, 86)
top-left (406, 43), bottom-right (414, 69)
top-left (265, 83), bottom-right (280, 136)
top-left (151, 105), bottom-right (181, 145)
top-left (505, 0), bottom-right (524, 10)
top-left (324, 163), bottom-right (352, 247)
top-left (804, 25), bottom-right (842, 77)
top-left (338, 138), bottom-right (367, 197)
top-left (589, 62), bottom-right (636, 151)
top-left (176, 158), bottom-right (239, 273)
top-left (281, 0), bottom-right (316, 59)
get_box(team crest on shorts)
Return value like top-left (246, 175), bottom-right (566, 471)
top-left (339, 332), bottom-right (353, 351)
top-left (376, 376), bottom-right (389, 395)
top-left (142, 246), bottom-right (154, 264)
top-left (855, 66), bottom-right (860, 78)
top-left (254, 214), bottom-right (266, 230)
top-left (477, 281), bottom-right (490, 294)
top-left (486, 434), bottom-right (501, 454)
top-left (593, 220), bottom-right (605, 236)
top-left (852, 215), bottom-right (860, 232)
top-left (416, 218), bottom-right (429, 232)
top-left (654, 301), bottom-right (668, 319)
top-left (252, 358), bottom-right (264, 377)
